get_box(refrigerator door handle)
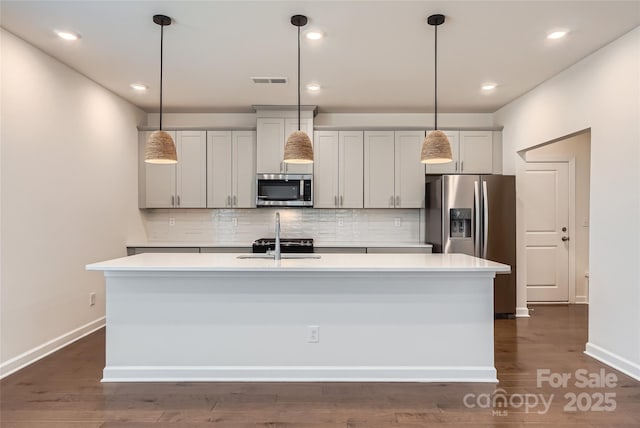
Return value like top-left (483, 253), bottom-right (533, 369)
top-left (482, 180), bottom-right (489, 259)
top-left (474, 181), bottom-right (481, 257)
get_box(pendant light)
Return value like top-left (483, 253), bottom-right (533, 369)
top-left (284, 14), bottom-right (313, 164)
top-left (421, 14), bottom-right (453, 164)
top-left (145, 14), bottom-right (177, 164)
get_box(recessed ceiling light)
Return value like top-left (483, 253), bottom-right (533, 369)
top-left (305, 30), bottom-right (324, 40)
top-left (306, 83), bottom-right (321, 91)
top-left (481, 83), bottom-right (497, 91)
top-left (547, 30), bottom-right (569, 40)
top-left (130, 83), bottom-right (148, 92)
top-left (55, 30), bottom-right (80, 41)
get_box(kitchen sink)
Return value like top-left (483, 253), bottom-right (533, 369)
top-left (236, 254), bottom-right (321, 260)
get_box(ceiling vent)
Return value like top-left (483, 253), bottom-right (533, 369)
top-left (251, 77), bottom-right (288, 84)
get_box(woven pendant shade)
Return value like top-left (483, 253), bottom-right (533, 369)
top-left (144, 15), bottom-right (177, 165)
top-left (420, 14), bottom-right (453, 165)
top-left (421, 130), bottom-right (452, 164)
top-left (284, 131), bottom-right (314, 164)
top-left (283, 15), bottom-right (314, 165)
top-left (145, 130), bottom-right (177, 164)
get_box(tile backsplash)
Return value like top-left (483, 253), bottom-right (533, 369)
top-left (141, 208), bottom-right (423, 244)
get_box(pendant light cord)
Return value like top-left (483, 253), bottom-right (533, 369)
top-left (159, 21), bottom-right (164, 130)
top-left (434, 22), bottom-right (438, 131)
top-left (297, 24), bottom-right (301, 131)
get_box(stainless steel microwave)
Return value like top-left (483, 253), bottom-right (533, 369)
top-left (256, 174), bottom-right (313, 207)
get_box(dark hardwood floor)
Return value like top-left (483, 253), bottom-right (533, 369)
top-left (1, 305), bottom-right (639, 427)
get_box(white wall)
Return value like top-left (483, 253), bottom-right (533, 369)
top-left (525, 132), bottom-right (591, 303)
top-left (495, 27), bottom-right (640, 379)
top-left (0, 30), bottom-right (147, 377)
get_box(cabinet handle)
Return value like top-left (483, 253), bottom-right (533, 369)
top-left (396, 195), bottom-right (400, 207)
top-left (334, 196), bottom-right (338, 207)
top-left (461, 161), bottom-right (464, 172)
top-left (171, 195), bottom-right (175, 207)
top-left (389, 196), bottom-right (393, 207)
top-left (340, 195), bottom-right (343, 207)
top-left (177, 195), bottom-right (180, 207)
top-left (227, 196), bottom-right (231, 206)
top-left (455, 161), bottom-right (458, 172)
top-left (233, 195), bottom-right (237, 206)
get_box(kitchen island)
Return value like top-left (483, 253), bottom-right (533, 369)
top-left (86, 252), bottom-right (509, 383)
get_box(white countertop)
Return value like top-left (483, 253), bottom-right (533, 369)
top-left (126, 241), bottom-right (433, 248)
top-left (87, 252), bottom-right (508, 273)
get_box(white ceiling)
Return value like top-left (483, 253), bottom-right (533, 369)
top-left (2, 1), bottom-right (639, 114)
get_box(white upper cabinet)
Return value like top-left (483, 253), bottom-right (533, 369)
top-left (339, 131), bottom-right (364, 208)
top-left (207, 130), bottom-right (256, 208)
top-left (459, 130), bottom-right (493, 174)
top-left (175, 131), bottom-right (207, 208)
top-left (364, 131), bottom-right (396, 208)
top-left (139, 130), bottom-right (207, 208)
top-left (394, 130), bottom-right (426, 208)
top-left (314, 131), bottom-right (364, 208)
top-left (256, 118), bottom-right (285, 174)
top-left (424, 130), bottom-right (493, 174)
top-left (140, 130), bottom-right (176, 208)
top-left (256, 117), bottom-right (313, 174)
top-left (364, 130), bottom-right (425, 208)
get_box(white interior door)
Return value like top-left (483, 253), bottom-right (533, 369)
top-left (524, 162), bottom-right (570, 302)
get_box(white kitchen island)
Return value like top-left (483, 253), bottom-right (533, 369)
top-left (86, 252), bottom-right (509, 383)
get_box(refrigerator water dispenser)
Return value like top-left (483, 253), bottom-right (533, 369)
top-left (450, 208), bottom-right (472, 238)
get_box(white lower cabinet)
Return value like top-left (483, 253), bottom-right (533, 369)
top-left (364, 130), bottom-right (426, 208)
top-left (425, 130), bottom-right (493, 174)
top-left (207, 130), bottom-right (256, 208)
top-left (314, 130), bottom-right (364, 208)
top-left (139, 130), bottom-right (207, 208)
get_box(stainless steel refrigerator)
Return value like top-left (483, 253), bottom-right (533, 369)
top-left (425, 174), bottom-right (516, 315)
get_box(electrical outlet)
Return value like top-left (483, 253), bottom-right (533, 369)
top-left (394, 217), bottom-right (402, 227)
top-left (307, 325), bottom-right (319, 343)
top-left (169, 217), bottom-right (176, 226)
top-left (232, 217), bottom-right (238, 227)
top-left (337, 218), bottom-right (344, 227)
top-left (89, 292), bottom-right (96, 306)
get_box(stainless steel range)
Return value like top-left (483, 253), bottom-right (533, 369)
top-left (252, 238), bottom-right (314, 253)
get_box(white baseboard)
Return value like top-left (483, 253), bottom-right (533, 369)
top-left (0, 317), bottom-right (105, 380)
top-left (103, 365), bottom-right (498, 383)
top-left (585, 342), bottom-right (640, 381)
top-left (516, 306), bottom-right (530, 317)
top-left (575, 295), bottom-right (589, 304)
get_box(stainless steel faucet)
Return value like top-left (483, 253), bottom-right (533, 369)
top-left (274, 212), bottom-right (281, 260)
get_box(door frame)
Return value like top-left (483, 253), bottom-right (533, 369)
top-left (523, 153), bottom-right (577, 304)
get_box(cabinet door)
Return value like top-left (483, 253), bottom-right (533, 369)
top-left (395, 131), bottom-right (426, 208)
top-left (141, 130), bottom-right (176, 208)
top-left (207, 131), bottom-right (232, 208)
top-left (460, 131), bottom-right (493, 174)
top-left (313, 131), bottom-right (339, 208)
top-left (364, 131), bottom-right (395, 208)
top-left (339, 131), bottom-right (364, 209)
top-left (232, 130), bottom-right (256, 208)
top-left (425, 130), bottom-right (459, 174)
top-left (176, 131), bottom-right (207, 208)
top-left (256, 118), bottom-right (285, 173)
top-left (284, 118), bottom-right (314, 174)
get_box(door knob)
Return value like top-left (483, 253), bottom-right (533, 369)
top-left (562, 236), bottom-right (570, 242)
top-left (562, 226), bottom-right (567, 232)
